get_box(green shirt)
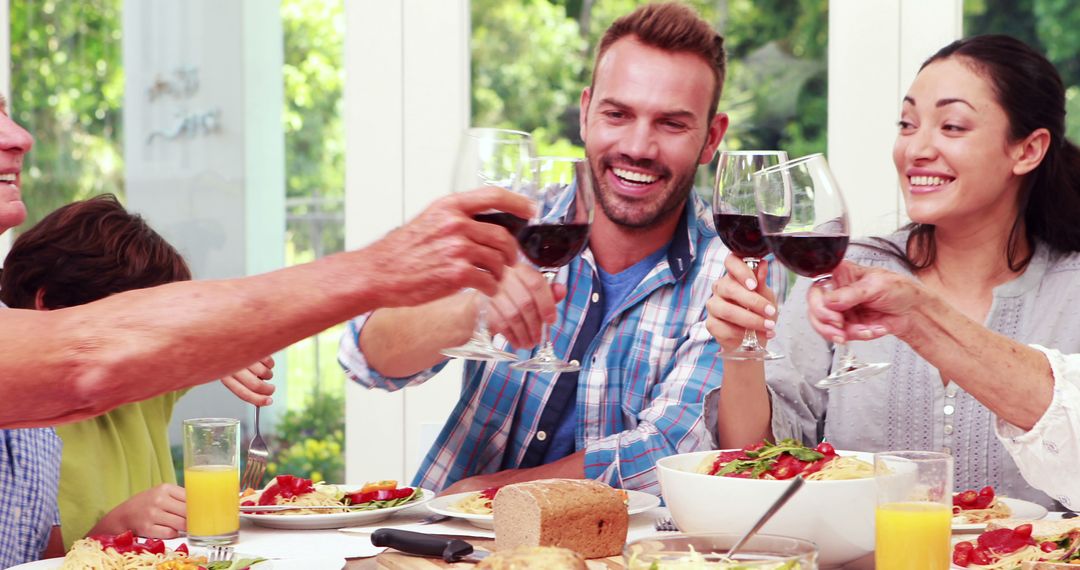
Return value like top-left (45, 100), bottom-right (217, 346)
top-left (56, 391), bottom-right (184, 548)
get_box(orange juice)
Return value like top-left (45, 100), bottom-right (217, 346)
top-left (185, 464), bottom-right (240, 537)
top-left (875, 501), bottom-right (952, 570)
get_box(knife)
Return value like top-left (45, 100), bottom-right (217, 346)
top-left (371, 528), bottom-right (489, 563)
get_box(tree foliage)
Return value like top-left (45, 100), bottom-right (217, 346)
top-left (470, 0), bottom-right (829, 158)
top-left (10, 0), bottom-right (124, 232)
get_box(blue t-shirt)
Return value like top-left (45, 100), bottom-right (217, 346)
top-left (539, 243), bottom-right (671, 464)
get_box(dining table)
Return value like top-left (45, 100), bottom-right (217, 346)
top-left (167, 506), bottom-right (1068, 569)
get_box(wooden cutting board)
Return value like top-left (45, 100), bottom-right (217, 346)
top-left (375, 550), bottom-right (624, 569)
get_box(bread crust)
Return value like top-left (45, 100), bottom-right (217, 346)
top-left (476, 545), bottom-right (588, 569)
top-left (493, 479), bottom-right (630, 558)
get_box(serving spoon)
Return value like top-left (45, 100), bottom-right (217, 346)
top-left (721, 476), bottom-right (806, 562)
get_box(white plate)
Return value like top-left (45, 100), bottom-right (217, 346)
top-left (952, 497), bottom-right (1049, 532)
top-left (8, 552), bottom-right (274, 569)
top-left (427, 488), bottom-right (661, 529)
top-left (241, 487), bottom-right (433, 530)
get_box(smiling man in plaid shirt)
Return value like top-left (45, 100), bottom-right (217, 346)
top-left (340, 3), bottom-right (745, 495)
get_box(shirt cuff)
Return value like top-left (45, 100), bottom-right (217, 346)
top-left (995, 344), bottom-right (1065, 443)
top-left (337, 314), bottom-right (445, 391)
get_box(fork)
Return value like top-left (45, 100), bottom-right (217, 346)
top-left (207, 545), bottom-right (234, 563)
top-left (240, 406), bottom-right (270, 491)
top-left (654, 516), bottom-right (680, 532)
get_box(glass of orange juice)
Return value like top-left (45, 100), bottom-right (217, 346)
top-left (874, 451), bottom-right (953, 570)
top-left (184, 417), bottom-right (240, 546)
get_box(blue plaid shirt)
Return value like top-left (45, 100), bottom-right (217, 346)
top-left (340, 194), bottom-right (742, 494)
top-left (0, 427), bottom-right (61, 567)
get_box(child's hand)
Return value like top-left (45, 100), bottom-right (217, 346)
top-left (91, 483), bottom-right (186, 538)
top-left (220, 356), bottom-right (276, 406)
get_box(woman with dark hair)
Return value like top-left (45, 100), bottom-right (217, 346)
top-left (705, 34), bottom-right (1080, 509)
top-left (0, 194), bottom-right (276, 548)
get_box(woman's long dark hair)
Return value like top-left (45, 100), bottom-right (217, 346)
top-left (880, 34), bottom-right (1080, 272)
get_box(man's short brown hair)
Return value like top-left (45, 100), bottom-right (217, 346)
top-left (0, 194), bottom-right (191, 310)
top-left (592, 2), bottom-right (726, 118)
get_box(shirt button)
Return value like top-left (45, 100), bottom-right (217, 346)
top-left (943, 405), bottom-right (955, 415)
top-left (591, 292), bottom-right (600, 303)
top-left (946, 387), bottom-right (958, 398)
top-left (944, 424), bottom-right (954, 435)
top-left (536, 431), bottom-right (547, 441)
top-left (943, 446), bottom-right (952, 455)
top-left (1046, 441), bottom-right (1059, 454)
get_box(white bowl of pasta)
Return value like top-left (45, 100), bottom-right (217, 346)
top-left (657, 441), bottom-right (876, 568)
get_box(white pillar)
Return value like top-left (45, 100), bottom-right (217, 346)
top-left (344, 0), bottom-right (470, 484)
top-left (828, 0), bottom-right (962, 238)
top-left (122, 0), bottom-right (285, 438)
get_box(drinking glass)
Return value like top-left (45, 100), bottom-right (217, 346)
top-left (624, 533), bottom-right (818, 569)
top-left (713, 150), bottom-right (788, 361)
top-left (874, 451), bottom-right (953, 570)
top-left (753, 153), bottom-right (890, 387)
top-left (184, 417), bottom-right (240, 546)
top-left (511, 157), bottom-right (594, 372)
top-left (441, 128), bottom-right (534, 362)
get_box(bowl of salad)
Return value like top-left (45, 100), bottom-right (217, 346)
top-left (624, 533), bottom-right (818, 569)
top-left (656, 440), bottom-right (876, 568)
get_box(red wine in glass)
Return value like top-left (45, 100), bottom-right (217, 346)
top-left (474, 212), bottom-right (528, 237)
top-left (764, 233), bottom-right (850, 278)
top-left (517, 223), bottom-right (590, 268)
top-left (713, 213), bottom-right (770, 259)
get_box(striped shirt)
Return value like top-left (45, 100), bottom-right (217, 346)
top-left (339, 194), bottom-right (733, 494)
top-left (0, 427), bottom-right (62, 567)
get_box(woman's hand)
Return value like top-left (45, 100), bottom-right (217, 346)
top-left (220, 357), bottom-right (276, 406)
top-left (705, 254), bottom-right (778, 353)
top-left (808, 261), bottom-right (924, 343)
top-left (91, 483), bottom-right (187, 539)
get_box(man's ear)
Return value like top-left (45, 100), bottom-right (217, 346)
top-left (699, 112), bottom-right (729, 165)
top-left (579, 87), bottom-right (592, 143)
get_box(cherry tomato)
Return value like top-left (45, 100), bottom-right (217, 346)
top-left (955, 490), bottom-right (978, 508)
top-left (1041, 541), bottom-right (1059, 553)
top-left (952, 548), bottom-right (970, 567)
top-left (814, 442), bottom-right (836, 456)
top-left (1013, 524), bottom-right (1034, 539)
top-left (176, 543), bottom-right (189, 555)
top-left (954, 541), bottom-right (974, 553)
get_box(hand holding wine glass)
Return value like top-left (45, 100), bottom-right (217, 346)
top-left (511, 157), bottom-right (595, 373)
top-left (753, 153), bottom-right (890, 387)
top-left (441, 128), bottom-right (534, 362)
top-left (712, 150), bottom-right (788, 360)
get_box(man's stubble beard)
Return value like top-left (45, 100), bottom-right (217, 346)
top-left (590, 154), bottom-right (700, 231)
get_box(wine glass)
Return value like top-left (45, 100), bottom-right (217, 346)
top-left (713, 150), bottom-right (789, 361)
top-left (440, 128), bottom-right (534, 362)
top-left (511, 157), bottom-right (595, 372)
top-left (753, 153), bottom-right (890, 387)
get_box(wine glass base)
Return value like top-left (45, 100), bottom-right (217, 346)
top-left (511, 356), bottom-right (581, 373)
top-left (815, 361), bottom-right (890, 388)
top-left (720, 348), bottom-right (785, 361)
top-left (441, 339), bottom-right (519, 362)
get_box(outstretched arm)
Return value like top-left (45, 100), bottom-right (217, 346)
top-left (1, 187), bottom-right (533, 427)
top-left (810, 261), bottom-right (1053, 430)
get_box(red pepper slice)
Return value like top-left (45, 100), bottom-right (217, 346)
top-left (257, 475), bottom-right (315, 506)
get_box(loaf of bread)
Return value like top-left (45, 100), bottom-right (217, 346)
top-left (492, 478), bottom-right (629, 558)
top-left (476, 545), bottom-right (588, 569)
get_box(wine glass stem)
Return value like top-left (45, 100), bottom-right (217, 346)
top-left (816, 275), bottom-right (858, 364)
top-left (474, 293), bottom-right (493, 340)
top-left (739, 258), bottom-right (764, 351)
top-left (537, 271), bottom-right (558, 357)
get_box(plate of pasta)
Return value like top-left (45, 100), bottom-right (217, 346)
top-left (239, 475), bottom-right (432, 530)
top-left (11, 531), bottom-right (269, 569)
top-left (427, 486), bottom-right (661, 529)
top-left (952, 486), bottom-right (1048, 532)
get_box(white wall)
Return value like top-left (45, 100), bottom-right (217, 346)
top-left (344, 0), bottom-right (470, 484)
top-left (828, 0), bottom-right (962, 238)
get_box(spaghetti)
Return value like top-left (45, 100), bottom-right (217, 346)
top-left (696, 440), bottom-right (873, 481)
top-left (449, 486), bottom-right (500, 515)
top-left (61, 536), bottom-right (205, 570)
